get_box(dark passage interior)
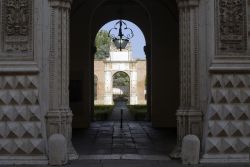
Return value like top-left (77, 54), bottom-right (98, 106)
top-left (69, 0), bottom-right (179, 156)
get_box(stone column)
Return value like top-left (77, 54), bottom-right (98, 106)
top-left (104, 66), bottom-right (113, 105)
top-left (170, 0), bottom-right (202, 158)
top-left (46, 0), bottom-right (78, 160)
top-left (130, 70), bottom-right (138, 105)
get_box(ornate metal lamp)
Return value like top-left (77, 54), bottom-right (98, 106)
top-left (108, 20), bottom-right (134, 51)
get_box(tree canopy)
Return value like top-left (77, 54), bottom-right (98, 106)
top-left (113, 72), bottom-right (130, 87)
top-left (95, 30), bottom-right (111, 59)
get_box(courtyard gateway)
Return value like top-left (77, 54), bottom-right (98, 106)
top-left (0, 0), bottom-right (248, 164)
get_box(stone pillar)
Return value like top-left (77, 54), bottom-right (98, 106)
top-left (130, 71), bottom-right (138, 105)
top-left (104, 67), bottom-right (113, 105)
top-left (46, 0), bottom-right (78, 160)
top-left (170, 0), bottom-right (202, 158)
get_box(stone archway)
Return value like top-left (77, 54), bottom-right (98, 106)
top-left (0, 0), bottom-right (202, 164)
top-left (47, 0), bottom-right (202, 160)
top-left (46, 0), bottom-right (250, 163)
top-left (0, 0), bottom-right (249, 164)
top-left (112, 71), bottom-right (131, 103)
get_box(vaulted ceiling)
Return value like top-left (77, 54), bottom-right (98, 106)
top-left (70, 0), bottom-right (178, 22)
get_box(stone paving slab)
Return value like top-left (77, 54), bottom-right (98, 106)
top-left (78, 154), bottom-right (170, 160)
top-left (69, 120), bottom-right (250, 167)
top-left (0, 159), bottom-right (249, 167)
top-left (72, 121), bottom-right (177, 155)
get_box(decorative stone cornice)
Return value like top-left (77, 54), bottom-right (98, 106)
top-left (49, 0), bottom-right (72, 8)
top-left (176, 0), bottom-right (199, 8)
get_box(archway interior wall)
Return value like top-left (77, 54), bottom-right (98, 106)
top-left (146, 1), bottom-right (179, 127)
top-left (70, 0), bottom-right (179, 128)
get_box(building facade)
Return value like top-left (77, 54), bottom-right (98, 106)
top-left (0, 0), bottom-right (249, 164)
top-left (94, 43), bottom-right (147, 105)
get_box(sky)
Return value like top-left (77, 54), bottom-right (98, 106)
top-left (100, 20), bottom-right (146, 59)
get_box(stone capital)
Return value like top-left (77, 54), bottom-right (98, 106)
top-left (49, 0), bottom-right (72, 9)
top-left (176, 0), bottom-right (199, 8)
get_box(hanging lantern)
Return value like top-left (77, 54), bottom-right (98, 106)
top-left (108, 20), bottom-right (134, 51)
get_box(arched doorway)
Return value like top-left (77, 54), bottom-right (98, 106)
top-left (112, 71), bottom-right (130, 102)
top-left (68, 0), bottom-right (180, 156)
top-left (62, 0), bottom-right (209, 159)
top-left (93, 20), bottom-right (148, 123)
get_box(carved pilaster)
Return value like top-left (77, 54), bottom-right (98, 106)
top-left (170, 0), bottom-right (202, 158)
top-left (47, 0), bottom-right (78, 160)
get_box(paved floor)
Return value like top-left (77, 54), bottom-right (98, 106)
top-left (73, 100), bottom-right (177, 155)
top-left (66, 159), bottom-right (249, 167)
top-left (72, 121), bottom-right (176, 155)
top-left (1, 159), bottom-right (249, 167)
top-left (108, 101), bottom-right (133, 121)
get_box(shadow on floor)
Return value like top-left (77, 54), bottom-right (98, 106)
top-left (72, 121), bottom-right (177, 156)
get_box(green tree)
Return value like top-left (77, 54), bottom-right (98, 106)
top-left (113, 72), bottom-right (130, 87)
top-left (95, 30), bottom-right (111, 59)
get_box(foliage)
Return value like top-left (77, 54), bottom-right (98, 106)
top-left (128, 105), bottom-right (147, 110)
top-left (94, 105), bottom-right (114, 110)
top-left (113, 72), bottom-right (130, 87)
top-left (93, 105), bottom-right (113, 121)
top-left (128, 105), bottom-right (147, 121)
top-left (95, 30), bottom-right (111, 59)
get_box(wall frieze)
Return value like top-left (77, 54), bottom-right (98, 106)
top-left (1, 0), bottom-right (33, 59)
top-left (216, 0), bottom-right (247, 56)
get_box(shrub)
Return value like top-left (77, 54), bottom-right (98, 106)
top-left (93, 105), bottom-right (114, 121)
top-left (128, 105), bottom-right (147, 121)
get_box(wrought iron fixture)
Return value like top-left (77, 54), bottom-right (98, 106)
top-left (108, 20), bottom-right (134, 51)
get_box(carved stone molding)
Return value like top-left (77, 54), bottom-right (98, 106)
top-left (177, 0), bottom-right (201, 135)
top-left (216, 0), bottom-right (247, 56)
top-left (170, 0), bottom-right (202, 159)
top-left (49, 0), bottom-right (72, 9)
top-left (177, 0), bottom-right (199, 8)
top-left (48, 0), bottom-right (71, 116)
top-left (48, 0), bottom-right (77, 159)
top-left (2, 0), bottom-right (33, 54)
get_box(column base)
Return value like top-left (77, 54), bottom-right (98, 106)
top-left (176, 109), bottom-right (202, 139)
top-left (46, 109), bottom-right (78, 160)
top-left (170, 109), bottom-right (202, 159)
